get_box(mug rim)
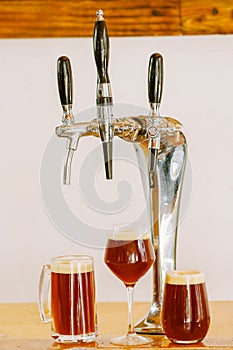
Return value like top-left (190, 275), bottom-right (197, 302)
top-left (51, 255), bottom-right (94, 274)
top-left (52, 254), bottom-right (93, 262)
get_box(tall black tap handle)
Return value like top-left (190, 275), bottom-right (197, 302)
top-left (148, 53), bottom-right (163, 105)
top-left (93, 10), bottom-right (110, 84)
top-left (57, 56), bottom-right (73, 107)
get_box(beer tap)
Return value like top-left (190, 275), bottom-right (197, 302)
top-left (56, 56), bottom-right (87, 185)
top-left (134, 53), bottom-right (187, 334)
top-left (147, 53), bottom-right (163, 187)
top-left (93, 10), bottom-right (114, 180)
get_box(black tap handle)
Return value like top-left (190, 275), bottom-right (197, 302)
top-left (148, 53), bottom-right (163, 105)
top-left (57, 56), bottom-right (73, 107)
top-left (93, 10), bottom-right (110, 84)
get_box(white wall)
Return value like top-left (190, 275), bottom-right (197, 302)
top-left (0, 34), bottom-right (232, 303)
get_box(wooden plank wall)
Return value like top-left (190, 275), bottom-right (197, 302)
top-left (0, 0), bottom-right (232, 38)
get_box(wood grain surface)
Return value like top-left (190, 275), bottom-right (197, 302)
top-left (181, 0), bottom-right (233, 35)
top-left (0, 0), bottom-right (232, 38)
top-left (0, 301), bottom-right (233, 349)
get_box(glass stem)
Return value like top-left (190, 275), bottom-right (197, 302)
top-left (126, 286), bottom-right (135, 335)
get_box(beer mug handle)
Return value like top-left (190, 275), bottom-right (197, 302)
top-left (39, 264), bottom-right (52, 323)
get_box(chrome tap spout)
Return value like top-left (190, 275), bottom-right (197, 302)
top-left (55, 121), bottom-right (91, 185)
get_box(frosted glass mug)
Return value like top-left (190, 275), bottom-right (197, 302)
top-left (39, 255), bottom-right (97, 343)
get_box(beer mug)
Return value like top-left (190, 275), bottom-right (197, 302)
top-left (161, 270), bottom-right (210, 344)
top-left (39, 255), bottom-right (97, 343)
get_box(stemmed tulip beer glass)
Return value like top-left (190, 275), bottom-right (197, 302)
top-left (104, 224), bottom-right (155, 346)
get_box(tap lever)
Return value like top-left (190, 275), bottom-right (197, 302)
top-left (57, 56), bottom-right (74, 125)
top-left (148, 53), bottom-right (163, 116)
top-left (93, 9), bottom-right (112, 102)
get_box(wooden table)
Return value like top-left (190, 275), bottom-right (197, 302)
top-left (0, 301), bottom-right (232, 349)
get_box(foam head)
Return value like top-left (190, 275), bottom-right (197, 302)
top-left (165, 270), bottom-right (205, 285)
top-left (109, 224), bottom-right (150, 241)
top-left (51, 255), bottom-right (94, 274)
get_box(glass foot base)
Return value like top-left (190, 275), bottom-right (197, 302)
top-left (52, 332), bottom-right (96, 343)
top-left (171, 338), bottom-right (203, 344)
top-left (110, 333), bottom-right (153, 346)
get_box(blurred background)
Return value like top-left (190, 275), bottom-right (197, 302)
top-left (0, 1), bottom-right (232, 303)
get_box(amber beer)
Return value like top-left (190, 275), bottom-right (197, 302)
top-left (50, 255), bottom-right (97, 342)
top-left (104, 237), bottom-right (154, 287)
top-left (161, 270), bottom-right (210, 344)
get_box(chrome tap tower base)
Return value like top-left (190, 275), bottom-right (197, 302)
top-left (134, 124), bottom-right (187, 334)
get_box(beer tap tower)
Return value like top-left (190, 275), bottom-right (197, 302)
top-left (55, 10), bottom-right (187, 334)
